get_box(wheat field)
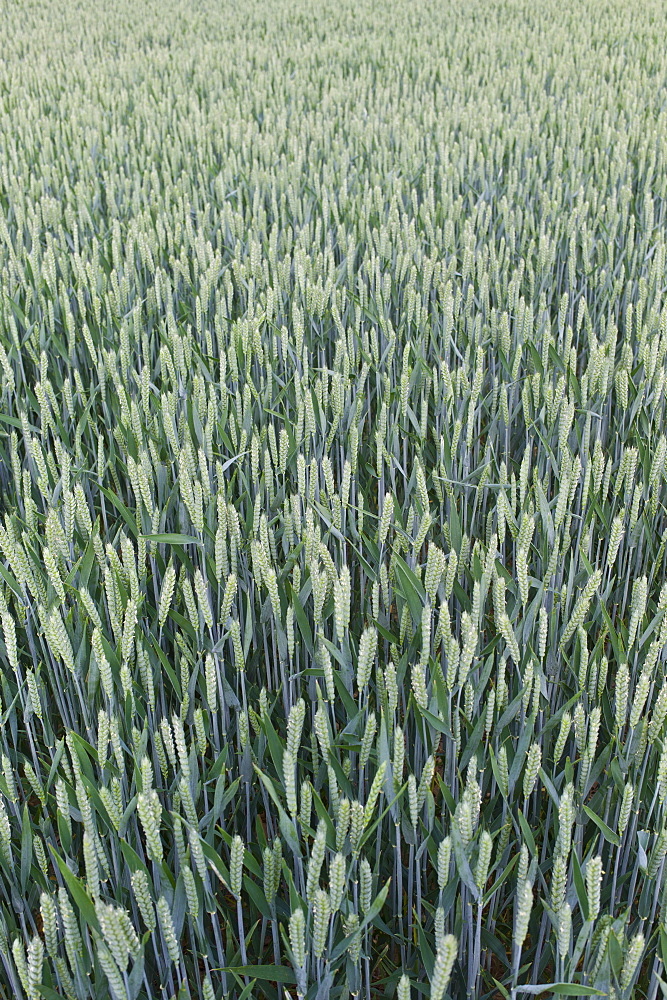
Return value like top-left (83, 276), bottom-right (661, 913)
top-left (1, 0), bottom-right (667, 997)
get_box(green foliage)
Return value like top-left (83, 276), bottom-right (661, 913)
top-left (0, 0), bottom-right (667, 998)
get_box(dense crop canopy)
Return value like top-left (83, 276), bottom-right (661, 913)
top-left (1, 0), bottom-right (667, 997)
